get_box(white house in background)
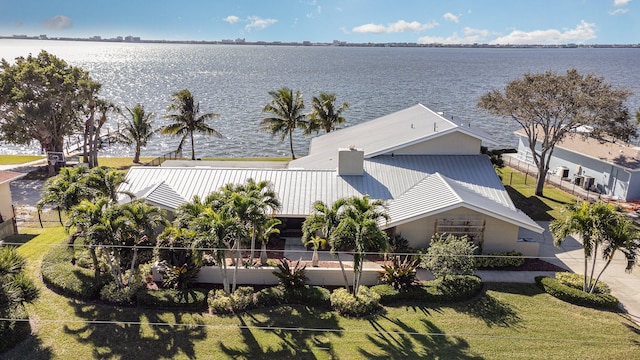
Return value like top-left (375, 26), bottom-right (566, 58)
top-left (515, 129), bottom-right (640, 202)
top-left (0, 170), bottom-right (26, 239)
top-left (121, 104), bottom-right (543, 256)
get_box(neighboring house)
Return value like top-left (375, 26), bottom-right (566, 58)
top-left (515, 130), bottom-right (640, 201)
top-left (121, 104), bottom-right (543, 255)
top-left (0, 170), bottom-right (26, 239)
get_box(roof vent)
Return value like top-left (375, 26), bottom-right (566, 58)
top-left (337, 147), bottom-right (364, 176)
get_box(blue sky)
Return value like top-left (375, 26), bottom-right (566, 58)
top-left (1, 0), bottom-right (638, 44)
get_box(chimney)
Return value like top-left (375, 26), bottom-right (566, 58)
top-left (337, 146), bottom-right (364, 176)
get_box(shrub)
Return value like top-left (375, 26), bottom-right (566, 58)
top-left (265, 259), bottom-right (278, 267)
top-left (535, 276), bottom-right (619, 309)
top-left (41, 246), bottom-right (108, 299)
top-left (475, 251), bottom-right (525, 268)
top-left (161, 263), bottom-right (200, 290)
top-left (208, 286), bottom-right (255, 314)
top-left (371, 275), bottom-right (482, 304)
top-left (330, 286), bottom-right (381, 317)
top-left (388, 234), bottom-right (413, 255)
top-left (0, 305), bottom-right (31, 353)
top-left (100, 280), bottom-right (144, 305)
top-left (555, 272), bottom-right (610, 294)
top-left (137, 288), bottom-right (208, 309)
top-left (255, 286), bottom-right (286, 307)
top-left (421, 234), bottom-right (477, 279)
top-left (254, 285), bottom-right (331, 309)
top-left (379, 255), bottom-right (419, 290)
top-left (272, 259), bottom-right (307, 288)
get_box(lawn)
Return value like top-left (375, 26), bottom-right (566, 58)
top-left (0, 155), bottom-right (45, 165)
top-left (497, 166), bottom-right (576, 221)
top-left (3, 227), bottom-right (639, 359)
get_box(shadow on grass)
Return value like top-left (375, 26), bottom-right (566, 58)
top-left (504, 185), bottom-right (554, 221)
top-left (459, 290), bottom-right (522, 328)
top-left (63, 300), bottom-right (206, 359)
top-left (1, 234), bottom-right (38, 246)
top-left (219, 305), bottom-right (342, 359)
top-left (361, 315), bottom-right (482, 359)
top-left (2, 334), bottom-right (54, 360)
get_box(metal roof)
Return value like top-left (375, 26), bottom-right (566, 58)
top-left (289, 103), bottom-right (495, 169)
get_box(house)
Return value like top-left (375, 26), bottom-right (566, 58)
top-left (121, 104), bottom-right (543, 256)
top-left (515, 129), bottom-right (640, 202)
top-left (0, 170), bottom-right (26, 239)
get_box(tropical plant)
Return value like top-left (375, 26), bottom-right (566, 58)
top-left (421, 234), bottom-right (477, 280)
top-left (260, 87), bottom-right (307, 159)
top-left (83, 97), bottom-right (118, 168)
top-left (258, 217), bottom-right (282, 266)
top-left (330, 195), bottom-right (390, 296)
top-left (0, 247), bottom-right (39, 319)
top-left (115, 104), bottom-right (156, 163)
top-left (161, 89), bottom-right (222, 160)
top-left (551, 201), bottom-right (638, 293)
top-left (38, 166), bottom-right (91, 212)
top-left (0, 51), bottom-right (95, 175)
top-left (84, 166), bottom-right (133, 203)
top-left (307, 92), bottom-right (349, 134)
top-left (478, 69), bottom-right (633, 196)
top-left (272, 259), bottom-right (308, 288)
top-left (379, 255), bottom-right (420, 290)
top-left (303, 236), bottom-right (327, 267)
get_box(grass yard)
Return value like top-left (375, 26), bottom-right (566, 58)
top-left (497, 166), bottom-right (577, 221)
top-left (3, 227), bottom-right (639, 359)
top-left (0, 155), bottom-right (45, 165)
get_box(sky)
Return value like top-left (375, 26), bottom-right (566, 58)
top-left (1, 0), bottom-right (638, 45)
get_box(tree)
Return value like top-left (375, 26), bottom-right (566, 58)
top-left (115, 104), bottom-right (156, 163)
top-left (303, 236), bottom-right (327, 267)
top-left (38, 166), bottom-right (91, 212)
top-left (84, 166), bottom-right (132, 203)
top-left (331, 195), bottom-right (390, 296)
top-left (551, 201), bottom-right (638, 293)
top-left (307, 92), bottom-right (349, 134)
top-left (478, 69), bottom-right (633, 196)
top-left (258, 217), bottom-right (282, 266)
top-left (0, 51), bottom-right (95, 175)
top-left (161, 89), bottom-right (222, 160)
top-left (420, 234), bottom-right (477, 280)
top-left (260, 88), bottom-right (307, 159)
top-left (0, 247), bottom-right (39, 343)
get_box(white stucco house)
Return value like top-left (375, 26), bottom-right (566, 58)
top-left (516, 130), bottom-right (640, 202)
top-left (0, 170), bottom-right (25, 239)
top-left (121, 104), bottom-right (543, 256)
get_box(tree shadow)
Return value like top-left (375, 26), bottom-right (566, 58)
top-left (504, 185), bottom-right (554, 221)
top-left (63, 300), bottom-right (206, 359)
top-left (1, 334), bottom-right (54, 360)
top-left (219, 305), bottom-right (342, 359)
top-left (0, 233), bottom-right (38, 246)
top-left (361, 315), bottom-right (483, 359)
top-left (458, 290), bottom-right (522, 328)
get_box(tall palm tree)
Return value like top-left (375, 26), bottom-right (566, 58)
top-left (331, 195), bottom-right (390, 296)
top-left (38, 166), bottom-right (91, 212)
top-left (307, 92), bottom-right (349, 134)
top-left (84, 166), bottom-right (132, 203)
top-left (258, 217), bottom-right (282, 266)
top-left (116, 104), bottom-right (156, 163)
top-left (161, 89), bottom-right (222, 160)
top-left (260, 88), bottom-right (307, 159)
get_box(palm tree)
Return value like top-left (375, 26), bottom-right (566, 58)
top-left (307, 92), bottom-right (349, 134)
top-left (84, 166), bottom-right (132, 203)
top-left (116, 104), bottom-right (156, 163)
top-left (260, 88), bottom-right (307, 159)
top-left (258, 217), bottom-right (282, 266)
top-left (38, 165), bottom-right (91, 212)
top-left (551, 201), bottom-right (618, 292)
top-left (331, 195), bottom-right (390, 296)
top-left (0, 247), bottom-right (39, 326)
top-left (161, 89), bottom-right (222, 160)
top-left (304, 236), bottom-right (327, 267)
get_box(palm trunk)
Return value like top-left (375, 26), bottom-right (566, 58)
top-left (134, 144), bottom-right (141, 163)
top-left (90, 246), bottom-right (100, 283)
top-left (289, 129), bottom-right (296, 159)
top-left (128, 246), bottom-right (138, 286)
top-left (588, 243), bottom-right (598, 291)
top-left (260, 242), bottom-right (268, 266)
top-left (335, 252), bottom-right (350, 292)
top-left (190, 132), bottom-right (195, 160)
top-left (220, 251), bottom-right (230, 294)
top-left (312, 248), bottom-right (319, 267)
top-left (249, 226), bottom-right (257, 265)
top-left (102, 247), bottom-right (122, 288)
top-left (590, 253), bottom-right (615, 294)
top-left (232, 240), bottom-right (241, 292)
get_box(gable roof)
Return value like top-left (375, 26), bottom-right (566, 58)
top-left (290, 103), bottom-right (495, 169)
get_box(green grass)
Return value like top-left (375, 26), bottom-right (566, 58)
top-left (498, 166), bottom-right (576, 221)
top-left (3, 226), bottom-right (639, 359)
top-left (0, 155), bottom-right (45, 165)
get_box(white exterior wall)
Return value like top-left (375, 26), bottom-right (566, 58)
top-left (0, 182), bottom-right (14, 222)
top-left (393, 207), bottom-right (539, 256)
top-left (393, 132), bottom-right (482, 155)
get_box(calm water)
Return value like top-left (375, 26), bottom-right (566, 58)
top-left (2, 39), bottom-right (640, 158)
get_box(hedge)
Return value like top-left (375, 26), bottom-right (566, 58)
top-left (371, 275), bottom-right (482, 304)
top-left (475, 251), bottom-right (525, 268)
top-left (41, 245), bottom-right (108, 299)
top-left (555, 272), bottom-right (610, 294)
top-left (0, 305), bottom-right (31, 353)
top-left (535, 276), bottom-right (619, 310)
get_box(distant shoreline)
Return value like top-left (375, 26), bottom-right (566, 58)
top-left (2, 36), bottom-right (639, 49)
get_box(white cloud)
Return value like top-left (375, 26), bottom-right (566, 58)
top-left (489, 20), bottom-right (596, 45)
top-left (43, 15), bottom-right (73, 30)
top-left (245, 16), bottom-right (278, 31)
top-left (609, 8), bottom-right (629, 14)
top-left (418, 27), bottom-right (490, 44)
top-left (352, 20), bottom-right (438, 34)
top-left (614, 0), bottom-right (631, 6)
top-left (443, 12), bottom-right (459, 23)
top-left (224, 16), bottom-right (239, 24)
